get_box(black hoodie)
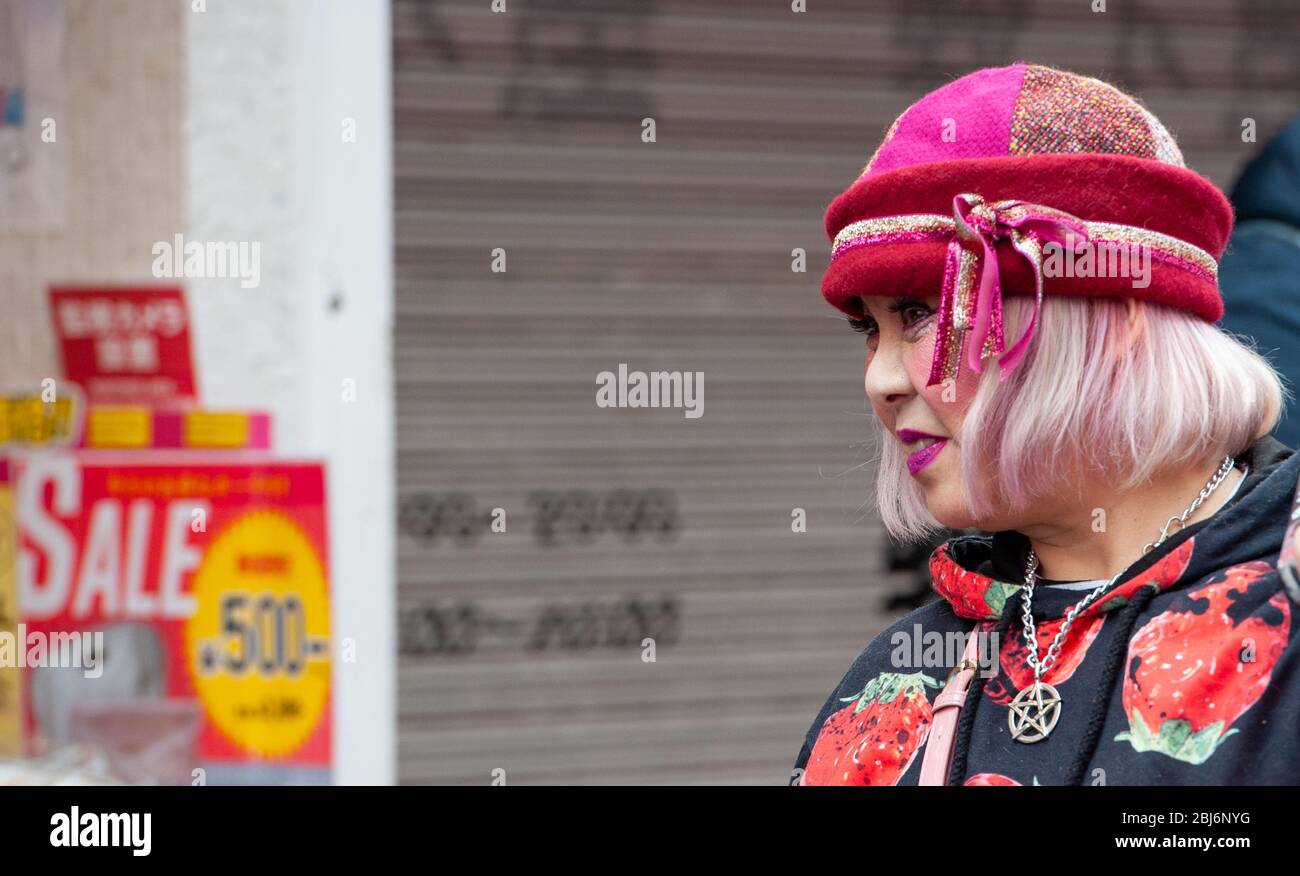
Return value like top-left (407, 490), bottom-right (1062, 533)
top-left (793, 435), bottom-right (1300, 785)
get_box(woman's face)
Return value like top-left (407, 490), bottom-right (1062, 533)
top-left (855, 295), bottom-right (984, 529)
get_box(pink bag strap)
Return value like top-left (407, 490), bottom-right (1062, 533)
top-left (918, 627), bottom-right (983, 786)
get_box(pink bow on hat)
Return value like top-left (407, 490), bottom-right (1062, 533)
top-left (932, 193), bottom-right (1091, 387)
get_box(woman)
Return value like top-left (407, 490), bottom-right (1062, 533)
top-left (793, 63), bottom-right (1300, 786)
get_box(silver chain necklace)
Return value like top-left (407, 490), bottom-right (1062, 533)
top-left (1007, 454), bottom-right (1239, 743)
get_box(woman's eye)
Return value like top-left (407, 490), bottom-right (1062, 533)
top-left (847, 317), bottom-right (876, 336)
top-left (901, 303), bottom-right (934, 326)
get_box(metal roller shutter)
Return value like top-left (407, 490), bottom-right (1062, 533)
top-left (393, 0), bottom-right (1299, 784)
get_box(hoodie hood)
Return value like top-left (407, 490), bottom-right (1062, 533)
top-left (929, 435), bottom-right (1298, 621)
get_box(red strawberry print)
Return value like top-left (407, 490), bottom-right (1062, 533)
top-left (929, 544), bottom-right (1019, 620)
top-left (1116, 560), bottom-right (1290, 765)
top-left (801, 671), bottom-right (939, 785)
top-left (963, 773), bottom-right (1022, 786)
top-left (1092, 538), bottom-right (1196, 615)
top-left (1000, 613), bottom-right (1104, 691)
top-left (982, 539), bottom-right (1196, 705)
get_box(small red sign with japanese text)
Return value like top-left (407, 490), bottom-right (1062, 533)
top-left (49, 286), bottom-right (197, 407)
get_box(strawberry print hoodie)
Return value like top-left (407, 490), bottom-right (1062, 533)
top-left (793, 435), bottom-right (1300, 786)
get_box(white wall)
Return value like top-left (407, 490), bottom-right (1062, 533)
top-left (186, 0), bottom-right (395, 785)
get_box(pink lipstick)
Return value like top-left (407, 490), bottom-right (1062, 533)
top-left (897, 429), bottom-right (949, 476)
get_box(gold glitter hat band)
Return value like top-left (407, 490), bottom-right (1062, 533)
top-left (832, 214), bottom-right (1217, 279)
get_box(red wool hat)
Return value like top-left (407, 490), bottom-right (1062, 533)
top-left (822, 63), bottom-right (1234, 387)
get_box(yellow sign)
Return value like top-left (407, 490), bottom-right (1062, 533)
top-left (184, 412), bottom-right (250, 448)
top-left (86, 407), bottom-right (152, 448)
top-left (0, 395), bottom-right (77, 446)
top-left (184, 510), bottom-right (331, 759)
top-left (0, 478), bottom-right (21, 755)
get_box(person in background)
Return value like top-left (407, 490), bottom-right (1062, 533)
top-left (1219, 113), bottom-right (1300, 449)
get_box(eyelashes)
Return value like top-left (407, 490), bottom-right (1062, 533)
top-left (845, 299), bottom-right (935, 337)
top-left (889, 299), bottom-right (936, 324)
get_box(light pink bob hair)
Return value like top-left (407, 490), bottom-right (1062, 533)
top-left (877, 295), bottom-right (1288, 542)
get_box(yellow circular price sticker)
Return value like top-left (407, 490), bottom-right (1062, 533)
top-left (185, 510), bottom-right (330, 758)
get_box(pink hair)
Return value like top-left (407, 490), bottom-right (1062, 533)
top-left (876, 296), bottom-right (1288, 542)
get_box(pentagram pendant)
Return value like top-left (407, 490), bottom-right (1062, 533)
top-left (1007, 681), bottom-right (1062, 743)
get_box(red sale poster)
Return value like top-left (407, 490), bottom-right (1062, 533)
top-left (48, 286), bottom-right (198, 406)
top-left (9, 454), bottom-right (331, 775)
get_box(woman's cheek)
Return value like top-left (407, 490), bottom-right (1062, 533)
top-left (900, 329), bottom-right (934, 387)
top-left (900, 333), bottom-right (948, 405)
top-left (903, 331), bottom-right (976, 423)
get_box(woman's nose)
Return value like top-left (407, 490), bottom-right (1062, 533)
top-left (864, 344), bottom-right (914, 409)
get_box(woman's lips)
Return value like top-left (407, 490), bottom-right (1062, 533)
top-left (897, 428), bottom-right (943, 444)
top-left (906, 439), bottom-right (948, 475)
top-left (896, 429), bottom-right (949, 476)
top-left (904, 439), bottom-right (946, 473)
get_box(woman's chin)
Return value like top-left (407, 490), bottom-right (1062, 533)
top-left (919, 486), bottom-right (980, 531)
top-left (932, 510), bottom-right (978, 531)
top-left (928, 502), bottom-right (1018, 534)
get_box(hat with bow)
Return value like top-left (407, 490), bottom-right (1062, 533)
top-left (821, 63), bottom-right (1233, 386)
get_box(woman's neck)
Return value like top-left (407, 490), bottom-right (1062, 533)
top-left (1020, 455), bottom-right (1244, 583)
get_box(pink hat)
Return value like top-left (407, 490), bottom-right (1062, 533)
top-left (822, 63), bottom-right (1233, 386)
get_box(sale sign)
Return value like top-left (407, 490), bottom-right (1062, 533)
top-left (9, 455), bottom-right (330, 771)
top-left (49, 286), bottom-right (198, 406)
